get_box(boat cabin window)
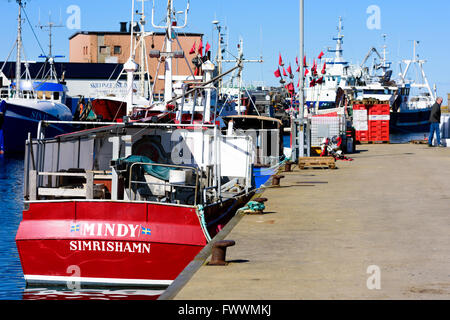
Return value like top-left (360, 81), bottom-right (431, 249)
top-left (37, 91), bottom-right (43, 99)
top-left (53, 92), bottom-right (60, 101)
top-left (45, 91), bottom-right (52, 100)
top-left (364, 89), bottom-right (384, 95)
top-left (399, 88), bottom-right (410, 95)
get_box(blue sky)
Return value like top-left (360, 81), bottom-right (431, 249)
top-left (1, 0), bottom-right (449, 103)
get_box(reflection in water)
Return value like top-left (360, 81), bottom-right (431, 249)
top-left (0, 155), bottom-right (26, 300)
top-left (23, 287), bottom-right (163, 300)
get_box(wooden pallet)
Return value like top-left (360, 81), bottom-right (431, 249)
top-left (409, 139), bottom-right (428, 144)
top-left (359, 141), bottom-right (390, 144)
top-left (351, 99), bottom-right (390, 106)
top-left (298, 157), bottom-right (336, 170)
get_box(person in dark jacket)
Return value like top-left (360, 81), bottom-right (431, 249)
top-left (428, 97), bottom-right (443, 147)
top-left (0, 102), bottom-right (4, 154)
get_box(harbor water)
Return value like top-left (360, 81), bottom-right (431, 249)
top-left (0, 155), bottom-right (26, 300)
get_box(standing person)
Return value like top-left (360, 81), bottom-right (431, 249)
top-left (0, 101), bottom-right (5, 154)
top-left (428, 97), bottom-right (443, 147)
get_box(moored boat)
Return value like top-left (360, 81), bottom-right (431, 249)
top-left (15, 0), bottom-right (260, 289)
top-left (0, 1), bottom-right (73, 153)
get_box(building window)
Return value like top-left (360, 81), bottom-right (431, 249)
top-left (114, 46), bottom-right (122, 54)
top-left (99, 46), bottom-right (109, 54)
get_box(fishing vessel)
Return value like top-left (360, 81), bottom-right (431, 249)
top-left (303, 18), bottom-right (435, 133)
top-left (16, 120), bottom-right (255, 287)
top-left (15, 0), bottom-right (259, 289)
top-left (389, 40), bottom-right (434, 133)
top-left (0, 1), bottom-right (73, 153)
top-left (304, 17), bottom-right (354, 115)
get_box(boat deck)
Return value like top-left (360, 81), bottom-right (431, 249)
top-left (161, 143), bottom-right (450, 299)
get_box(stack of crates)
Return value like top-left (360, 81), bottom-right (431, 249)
top-left (353, 103), bottom-right (390, 143)
top-left (353, 104), bottom-right (369, 142)
top-left (368, 104), bottom-right (390, 142)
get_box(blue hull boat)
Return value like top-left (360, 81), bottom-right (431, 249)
top-left (0, 99), bottom-right (73, 153)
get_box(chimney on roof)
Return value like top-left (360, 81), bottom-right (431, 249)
top-left (120, 22), bottom-right (128, 33)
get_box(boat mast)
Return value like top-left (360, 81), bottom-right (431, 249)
top-left (221, 38), bottom-right (262, 115)
top-left (400, 40), bottom-right (435, 100)
top-left (124, 0), bottom-right (139, 116)
top-left (164, 0), bottom-right (173, 103)
top-left (15, 0), bottom-right (24, 98)
top-left (37, 11), bottom-right (65, 82)
top-left (212, 20), bottom-right (223, 98)
top-left (136, 0), bottom-right (149, 98)
top-left (334, 17), bottom-right (344, 63)
top-left (151, 0), bottom-right (190, 106)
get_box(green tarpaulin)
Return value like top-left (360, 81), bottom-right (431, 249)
top-left (117, 155), bottom-right (171, 181)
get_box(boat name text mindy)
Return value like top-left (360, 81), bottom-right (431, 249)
top-left (70, 223), bottom-right (152, 238)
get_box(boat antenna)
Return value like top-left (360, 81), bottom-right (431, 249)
top-left (36, 9), bottom-right (65, 81)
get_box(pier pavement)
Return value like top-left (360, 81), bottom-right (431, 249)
top-left (163, 143), bottom-right (450, 300)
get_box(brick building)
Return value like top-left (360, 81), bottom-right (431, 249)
top-left (69, 24), bottom-right (203, 95)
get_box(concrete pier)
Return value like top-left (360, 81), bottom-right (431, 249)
top-left (167, 144), bottom-right (450, 300)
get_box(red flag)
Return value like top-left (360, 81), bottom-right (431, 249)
top-left (316, 76), bottom-right (324, 84)
top-left (297, 78), bottom-right (300, 88)
top-left (189, 41), bottom-right (196, 55)
top-left (304, 68), bottom-right (309, 76)
top-left (318, 51), bottom-right (324, 59)
top-left (321, 62), bottom-right (326, 74)
top-left (310, 79), bottom-right (316, 87)
top-left (279, 53), bottom-right (284, 66)
top-left (296, 56), bottom-right (299, 66)
top-left (205, 42), bottom-right (211, 53)
top-left (287, 64), bottom-right (292, 76)
top-left (283, 67), bottom-right (287, 77)
top-left (303, 56), bottom-right (307, 67)
top-left (198, 39), bottom-right (203, 56)
top-left (274, 68), bottom-right (281, 78)
top-left (296, 65), bottom-right (300, 73)
top-left (312, 59), bottom-right (317, 75)
top-left (288, 82), bottom-right (295, 92)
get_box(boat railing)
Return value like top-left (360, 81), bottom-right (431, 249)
top-left (127, 162), bottom-right (201, 206)
top-left (0, 88), bottom-right (38, 100)
top-left (0, 88), bottom-right (12, 99)
top-left (28, 170), bottom-right (112, 201)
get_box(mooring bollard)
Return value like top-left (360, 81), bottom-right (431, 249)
top-left (253, 197), bottom-right (268, 204)
top-left (284, 161), bottom-right (293, 172)
top-left (272, 175), bottom-right (285, 187)
top-left (208, 240), bottom-right (236, 266)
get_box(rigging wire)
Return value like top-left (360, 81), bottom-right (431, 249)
top-left (21, 5), bottom-right (47, 57)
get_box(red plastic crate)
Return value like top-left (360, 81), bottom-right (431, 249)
top-left (368, 104), bottom-right (390, 115)
top-left (353, 104), bottom-right (367, 110)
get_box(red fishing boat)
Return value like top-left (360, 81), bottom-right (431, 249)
top-left (16, 119), bottom-right (255, 287)
top-left (15, 0), bottom-right (257, 288)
